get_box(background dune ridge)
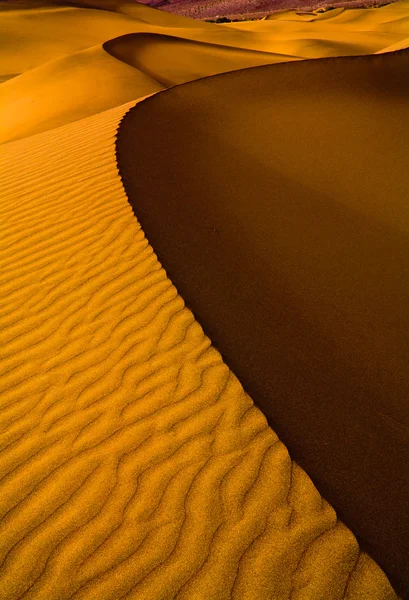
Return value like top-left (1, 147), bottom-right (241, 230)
top-left (1, 0), bottom-right (408, 144)
top-left (0, 100), bottom-right (398, 599)
top-left (103, 32), bottom-right (299, 85)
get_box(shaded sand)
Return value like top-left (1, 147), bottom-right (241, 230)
top-left (1, 0), bottom-right (409, 143)
top-left (0, 96), bottom-right (398, 600)
top-left (103, 33), bottom-right (298, 86)
top-left (116, 49), bottom-right (409, 598)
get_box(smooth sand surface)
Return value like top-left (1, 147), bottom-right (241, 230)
top-left (0, 0), bottom-right (408, 598)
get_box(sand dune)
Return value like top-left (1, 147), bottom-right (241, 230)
top-left (1, 0), bottom-right (408, 598)
top-left (0, 2), bottom-right (209, 76)
top-left (0, 93), bottom-right (398, 600)
top-left (104, 33), bottom-right (298, 87)
top-left (0, 43), bottom-right (165, 145)
top-left (1, 0), bottom-right (408, 143)
top-left (376, 34), bottom-right (409, 50)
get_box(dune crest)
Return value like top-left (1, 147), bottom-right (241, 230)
top-left (116, 48), bottom-right (409, 598)
top-left (103, 32), bottom-right (299, 87)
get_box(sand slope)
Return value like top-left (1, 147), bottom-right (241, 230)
top-left (116, 48), bottom-right (409, 597)
top-left (104, 33), bottom-right (298, 86)
top-left (0, 43), bottom-right (164, 144)
top-left (0, 95), bottom-right (398, 600)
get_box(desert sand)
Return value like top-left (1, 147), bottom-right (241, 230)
top-left (0, 1), bottom-right (408, 599)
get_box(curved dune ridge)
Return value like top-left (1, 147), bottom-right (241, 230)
top-left (0, 0), bottom-right (408, 599)
top-left (116, 48), bottom-right (409, 598)
top-left (0, 92), bottom-right (399, 600)
top-left (116, 49), bottom-right (409, 598)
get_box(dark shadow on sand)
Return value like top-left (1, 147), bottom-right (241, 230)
top-left (116, 50), bottom-right (409, 598)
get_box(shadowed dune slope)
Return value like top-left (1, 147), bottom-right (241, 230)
top-left (103, 33), bottom-right (298, 87)
top-left (0, 102), bottom-right (399, 600)
top-left (116, 50), bottom-right (409, 598)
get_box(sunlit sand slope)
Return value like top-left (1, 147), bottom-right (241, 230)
top-left (1, 0), bottom-right (408, 144)
top-left (0, 43), bottom-right (164, 145)
top-left (0, 102), bottom-right (398, 600)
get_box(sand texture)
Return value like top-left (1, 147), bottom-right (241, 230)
top-left (1, 1), bottom-right (408, 599)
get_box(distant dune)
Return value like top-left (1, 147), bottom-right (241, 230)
top-left (0, 1), bottom-right (408, 599)
top-left (1, 0), bottom-right (408, 143)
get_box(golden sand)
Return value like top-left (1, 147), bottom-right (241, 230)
top-left (0, 1), bottom-right (408, 598)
